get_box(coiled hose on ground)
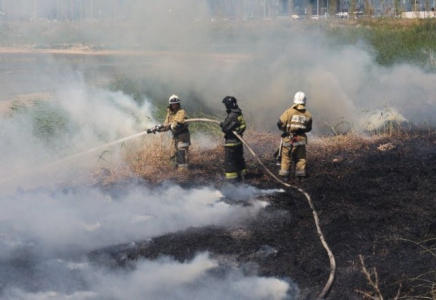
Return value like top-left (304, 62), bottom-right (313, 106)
top-left (185, 118), bottom-right (336, 300)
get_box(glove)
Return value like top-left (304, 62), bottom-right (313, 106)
top-left (281, 132), bottom-right (288, 138)
top-left (219, 121), bottom-right (223, 127)
top-left (146, 127), bottom-right (155, 134)
top-left (146, 124), bottom-right (164, 134)
top-left (172, 123), bottom-right (184, 130)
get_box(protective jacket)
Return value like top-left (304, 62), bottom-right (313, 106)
top-left (277, 104), bottom-right (312, 146)
top-left (164, 107), bottom-right (189, 137)
top-left (221, 108), bottom-right (246, 146)
top-left (221, 108), bottom-right (247, 180)
top-left (277, 104), bottom-right (312, 178)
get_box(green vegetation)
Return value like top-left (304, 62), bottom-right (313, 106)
top-left (9, 100), bottom-right (72, 150)
top-left (203, 18), bottom-right (436, 68)
top-left (326, 19), bottom-right (436, 67)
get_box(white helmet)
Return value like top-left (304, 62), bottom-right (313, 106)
top-left (169, 94), bottom-right (181, 104)
top-left (293, 91), bottom-right (306, 105)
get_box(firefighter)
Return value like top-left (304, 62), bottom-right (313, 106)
top-left (220, 96), bottom-right (247, 181)
top-left (162, 94), bottom-right (191, 169)
top-left (277, 91), bottom-right (313, 180)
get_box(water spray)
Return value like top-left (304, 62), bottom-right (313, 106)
top-left (0, 130), bottom-right (150, 186)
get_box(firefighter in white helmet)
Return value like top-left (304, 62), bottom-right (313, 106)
top-left (161, 94), bottom-right (191, 169)
top-left (276, 91), bottom-right (312, 180)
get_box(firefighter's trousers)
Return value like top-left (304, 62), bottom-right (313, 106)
top-left (224, 143), bottom-right (247, 180)
top-left (279, 145), bottom-right (307, 177)
top-left (170, 131), bottom-right (190, 169)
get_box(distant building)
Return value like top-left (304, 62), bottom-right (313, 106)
top-left (402, 10), bottom-right (436, 17)
top-left (206, 0), bottom-right (300, 19)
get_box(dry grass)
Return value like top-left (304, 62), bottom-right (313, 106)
top-left (84, 129), bottom-right (436, 188)
top-left (355, 255), bottom-right (385, 300)
top-left (96, 133), bottom-right (227, 187)
top-left (83, 129), bottom-right (275, 188)
top-left (126, 135), bottom-right (170, 179)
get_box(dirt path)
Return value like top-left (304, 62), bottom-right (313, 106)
top-left (0, 46), bottom-right (251, 60)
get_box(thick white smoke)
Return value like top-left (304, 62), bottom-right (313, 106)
top-left (144, 34), bottom-right (436, 133)
top-left (2, 253), bottom-right (297, 300)
top-left (0, 184), bottom-right (270, 256)
top-left (0, 71), bottom-right (156, 192)
top-left (0, 183), bottom-right (296, 300)
top-left (83, 1), bottom-right (436, 133)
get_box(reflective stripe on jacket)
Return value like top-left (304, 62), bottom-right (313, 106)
top-left (279, 104), bottom-right (312, 145)
top-left (221, 108), bottom-right (246, 147)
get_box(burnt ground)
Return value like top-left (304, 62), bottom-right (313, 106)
top-left (89, 133), bottom-right (436, 299)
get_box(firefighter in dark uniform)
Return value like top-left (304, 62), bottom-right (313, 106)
top-left (277, 91), bottom-right (312, 180)
top-left (220, 96), bottom-right (247, 181)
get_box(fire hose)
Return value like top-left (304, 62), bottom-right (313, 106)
top-left (185, 118), bottom-right (336, 300)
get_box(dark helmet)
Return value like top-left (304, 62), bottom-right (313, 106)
top-left (222, 96), bottom-right (238, 110)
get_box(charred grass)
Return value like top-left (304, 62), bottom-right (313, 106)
top-left (89, 129), bottom-right (436, 299)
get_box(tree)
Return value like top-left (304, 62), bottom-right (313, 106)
top-left (394, 0), bottom-right (400, 16)
top-left (364, 0), bottom-right (373, 15)
top-left (349, 0), bottom-right (357, 14)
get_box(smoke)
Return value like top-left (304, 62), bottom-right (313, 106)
top-left (0, 183), bottom-right (297, 300)
top-left (4, 2), bottom-right (436, 135)
top-left (0, 71), bottom-right (294, 298)
top-left (53, 76), bottom-right (154, 150)
top-left (0, 184), bottom-right (270, 256)
top-left (0, 68), bottom-right (157, 192)
top-left (2, 253), bottom-right (297, 300)
top-left (138, 32), bottom-right (436, 133)
top-left (57, 0), bottom-right (435, 133)
top-left (4, 1), bottom-right (436, 125)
